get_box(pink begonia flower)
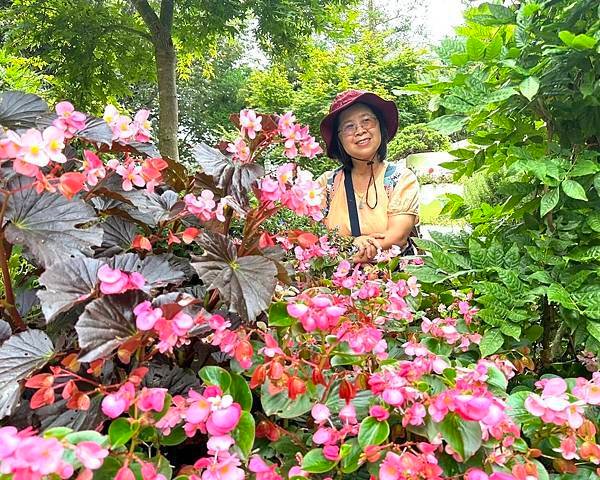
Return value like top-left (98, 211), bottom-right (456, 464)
top-left (206, 435), bottom-right (234, 454)
top-left (259, 333), bottom-right (283, 358)
top-left (226, 137), bottom-right (251, 163)
top-left (20, 128), bottom-right (50, 166)
top-left (128, 272), bottom-right (145, 290)
top-left (116, 163), bottom-right (145, 191)
top-left (0, 426), bottom-right (20, 460)
top-left (140, 462), bottom-right (167, 480)
top-left (311, 404), bottom-right (331, 423)
top-left (554, 435), bottom-right (579, 460)
top-left (378, 451), bottom-right (403, 480)
top-left (277, 111), bottom-right (296, 136)
top-left (185, 395), bottom-right (211, 425)
top-left (137, 387), bottom-right (167, 412)
top-left (184, 191), bottom-right (217, 221)
top-left (258, 177), bottom-right (282, 202)
top-left (0, 130), bottom-right (22, 160)
top-left (369, 405), bottom-right (390, 422)
top-left (206, 402), bottom-right (242, 436)
top-left (114, 116), bottom-right (135, 141)
top-left (248, 456), bottom-right (282, 480)
top-left (54, 101), bottom-right (86, 137)
top-left (103, 105), bottom-right (120, 125)
top-left (276, 163), bottom-right (295, 186)
top-left (101, 392), bottom-right (129, 418)
top-left (98, 265), bottom-right (129, 294)
top-left (239, 109), bottom-right (262, 139)
top-left (42, 126), bottom-right (66, 163)
top-left (573, 373), bottom-right (600, 404)
top-left (402, 402), bottom-right (426, 427)
top-left (82, 150), bottom-right (106, 186)
top-left (322, 445), bottom-right (340, 461)
top-left (75, 441), bottom-right (109, 470)
top-left (133, 109), bottom-right (152, 143)
top-left (455, 395), bottom-right (492, 422)
top-left (13, 436), bottom-right (65, 475)
top-left (134, 301), bottom-right (163, 331)
top-left (312, 426), bottom-right (336, 445)
top-left (299, 136), bottom-right (323, 158)
top-left (339, 402), bottom-right (357, 424)
top-left (115, 466), bottom-right (136, 480)
top-left (288, 466), bottom-right (308, 478)
top-left (200, 453), bottom-right (245, 480)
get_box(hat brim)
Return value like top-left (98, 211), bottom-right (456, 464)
top-left (320, 92), bottom-right (399, 158)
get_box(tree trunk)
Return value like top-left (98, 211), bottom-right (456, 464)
top-left (154, 33), bottom-right (179, 162)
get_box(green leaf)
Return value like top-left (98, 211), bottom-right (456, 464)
top-left (587, 213), bottom-right (600, 233)
top-left (486, 365), bottom-right (508, 391)
top-left (587, 321), bottom-right (600, 343)
top-left (64, 431), bottom-right (107, 446)
top-left (540, 188), bottom-right (560, 216)
top-left (268, 301), bottom-right (295, 327)
top-left (570, 159), bottom-right (599, 177)
top-left (302, 449), bottom-right (337, 474)
top-left (427, 115), bottom-right (468, 135)
top-left (480, 329), bottom-right (504, 357)
top-left (357, 417), bottom-right (390, 449)
top-left (232, 411), bottom-right (255, 460)
top-left (469, 238), bottom-right (486, 268)
top-left (199, 366), bottom-right (231, 391)
top-left (594, 173), bottom-right (600, 195)
top-left (261, 380), bottom-right (312, 418)
top-left (562, 179), bottom-right (587, 200)
top-left (504, 244), bottom-right (520, 269)
top-left (485, 87), bottom-right (518, 104)
top-left (519, 77), bottom-right (539, 101)
top-left (547, 283), bottom-right (577, 310)
top-left (228, 372), bottom-right (252, 411)
top-left (500, 322), bottom-right (521, 340)
top-left (160, 427), bottom-right (186, 446)
top-left (507, 391), bottom-right (533, 425)
top-left (559, 31), bottom-right (597, 50)
top-left (340, 439), bottom-right (362, 474)
top-left (43, 427), bottom-right (73, 439)
top-left (466, 37), bottom-right (486, 60)
top-left (438, 414), bottom-right (482, 460)
top-left (486, 240), bottom-right (504, 268)
top-left (108, 418), bottom-right (137, 448)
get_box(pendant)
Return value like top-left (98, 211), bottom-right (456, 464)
top-left (358, 200), bottom-right (364, 209)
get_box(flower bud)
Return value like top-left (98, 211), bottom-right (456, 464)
top-left (269, 361), bottom-right (284, 380)
top-left (250, 364), bottom-right (267, 389)
top-left (287, 376), bottom-right (306, 400)
top-left (339, 378), bottom-right (356, 403)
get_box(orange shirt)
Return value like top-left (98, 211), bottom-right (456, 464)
top-left (317, 161), bottom-right (420, 236)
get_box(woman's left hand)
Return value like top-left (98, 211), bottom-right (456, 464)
top-left (352, 233), bottom-right (385, 263)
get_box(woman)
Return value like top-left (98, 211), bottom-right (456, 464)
top-left (318, 89), bottom-right (419, 263)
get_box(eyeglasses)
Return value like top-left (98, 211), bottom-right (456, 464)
top-left (338, 115), bottom-right (378, 137)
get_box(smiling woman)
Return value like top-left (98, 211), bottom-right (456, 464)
top-left (317, 90), bottom-right (420, 263)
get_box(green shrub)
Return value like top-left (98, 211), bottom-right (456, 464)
top-left (387, 123), bottom-right (450, 161)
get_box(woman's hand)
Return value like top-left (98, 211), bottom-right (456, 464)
top-left (352, 233), bottom-right (385, 263)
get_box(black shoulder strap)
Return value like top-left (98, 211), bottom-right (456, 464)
top-left (343, 169), bottom-right (361, 237)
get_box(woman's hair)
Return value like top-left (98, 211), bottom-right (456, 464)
top-left (331, 104), bottom-right (389, 171)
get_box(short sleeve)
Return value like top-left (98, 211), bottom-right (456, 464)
top-left (387, 168), bottom-right (420, 216)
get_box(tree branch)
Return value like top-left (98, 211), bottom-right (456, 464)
top-left (129, 0), bottom-right (162, 38)
top-left (160, 0), bottom-right (175, 32)
top-left (109, 23), bottom-right (154, 42)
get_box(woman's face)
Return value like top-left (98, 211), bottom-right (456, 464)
top-left (337, 103), bottom-right (382, 162)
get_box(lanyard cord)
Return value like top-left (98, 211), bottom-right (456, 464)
top-left (352, 153), bottom-right (379, 210)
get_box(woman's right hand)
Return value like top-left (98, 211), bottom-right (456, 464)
top-left (352, 233), bottom-right (385, 263)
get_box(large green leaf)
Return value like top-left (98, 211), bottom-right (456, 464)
top-left (192, 231), bottom-right (278, 322)
top-left (302, 449), bottom-right (336, 474)
top-left (540, 188), bottom-right (559, 216)
top-left (199, 366), bottom-right (231, 391)
top-left (232, 411), bottom-right (255, 460)
top-left (229, 372), bottom-right (253, 411)
top-left (427, 115), bottom-right (468, 135)
top-left (75, 291), bottom-right (143, 362)
top-left (438, 414), bottom-right (482, 460)
top-left (562, 179), bottom-right (587, 201)
top-left (479, 328), bottom-right (504, 357)
top-left (0, 329), bottom-right (54, 419)
top-left (357, 417), bottom-right (390, 449)
top-left (38, 257), bottom-right (104, 323)
top-left (260, 380), bottom-right (312, 418)
top-left (4, 175), bottom-right (103, 268)
top-left (519, 77), bottom-right (539, 101)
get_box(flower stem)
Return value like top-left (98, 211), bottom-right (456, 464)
top-left (0, 235), bottom-right (25, 331)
